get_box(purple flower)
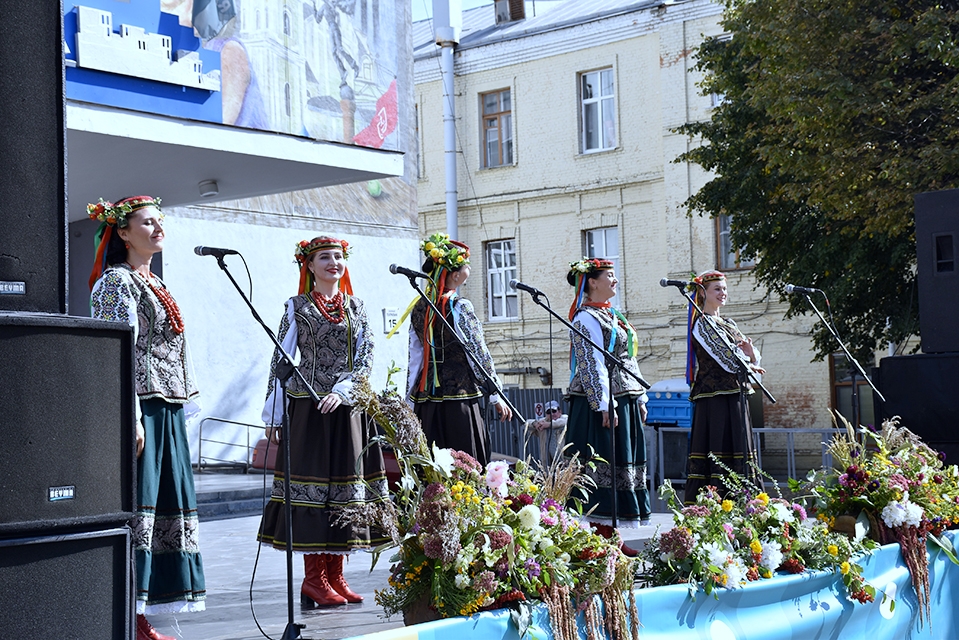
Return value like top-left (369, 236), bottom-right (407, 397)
top-left (791, 503), bottom-right (807, 521)
top-left (939, 451), bottom-right (948, 462)
top-left (524, 558), bottom-right (542, 579)
top-left (542, 498), bottom-right (561, 510)
top-left (659, 526), bottom-right (694, 561)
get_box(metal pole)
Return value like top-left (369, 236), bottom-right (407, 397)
top-left (440, 42), bottom-right (457, 238)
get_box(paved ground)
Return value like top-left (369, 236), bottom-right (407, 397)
top-left (147, 472), bottom-right (673, 640)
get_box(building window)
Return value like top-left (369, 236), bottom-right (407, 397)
top-left (481, 89), bottom-right (513, 168)
top-left (585, 227), bottom-right (621, 307)
top-left (285, 83), bottom-right (291, 117)
top-left (486, 240), bottom-right (518, 320)
top-left (717, 214), bottom-right (755, 270)
top-left (580, 68), bottom-right (616, 152)
top-left (283, 12), bottom-right (291, 36)
top-left (830, 353), bottom-right (875, 428)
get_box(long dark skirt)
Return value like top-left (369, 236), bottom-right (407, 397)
top-left (136, 398), bottom-right (206, 614)
top-left (684, 392), bottom-right (759, 504)
top-left (564, 394), bottom-right (651, 526)
top-left (257, 398), bottom-right (389, 552)
top-left (414, 398), bottom-right (489, 467)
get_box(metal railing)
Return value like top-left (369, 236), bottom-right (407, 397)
top-left (195, 416), bottom-right (265, 472)
top-left (653, 426), bottom-right (843, 490)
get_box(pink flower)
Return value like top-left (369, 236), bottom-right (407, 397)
top-left (485, 460), bottom-right (510, 497)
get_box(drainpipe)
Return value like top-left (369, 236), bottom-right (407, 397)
top-left (433, 0), bottom-right (461, 238)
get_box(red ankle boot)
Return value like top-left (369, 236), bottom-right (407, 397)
top-left (325, 553), bottom-right (363, 603)
top-left (301, 553), bottom-right (347, 607)
top-left (136, 614), bottom-right (176, 640)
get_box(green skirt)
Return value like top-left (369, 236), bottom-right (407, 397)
top-left (136, 398), bottom-right (206, 614)
top-left (564, 394), bottom-right (651, 525)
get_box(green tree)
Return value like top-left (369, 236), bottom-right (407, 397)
top-left (679, 0), bottom-right (959, 361)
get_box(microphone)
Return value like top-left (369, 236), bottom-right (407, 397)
top-left (194, 246), bottom-right (239, 257)
top-left (389, 264), bottom-right (431, 280)
top-left (509, 279), bottom-right (545, 297)
top-left (660, 278), bottom-right (691, 288)
top-left (785, 284), bottom-right (820, 295)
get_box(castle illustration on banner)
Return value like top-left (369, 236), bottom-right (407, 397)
top-left (73, 6), bottom-right (220, 92)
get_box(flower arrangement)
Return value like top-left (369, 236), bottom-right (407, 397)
top-left (420, 232), bottom-right (469, 268)
top-left (791, 416), bottom-right (959, 625)
top-left (336, 373), bottom-right (638, 639)
top-left (640, 459), bottom-right (881, 606)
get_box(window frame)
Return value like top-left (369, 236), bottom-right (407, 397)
top-left (716, 214), bottom-right (756, 271)
top-left (485, 239), bottom-right (519, 321)
top-left (579, 67), bottom-right (617, 154)
top-left (480, 88), bottom-right (514, 169)
top-left (584, 226), bottom-right (622, 309)
top-left (829, 353), bottom-right (876, 428)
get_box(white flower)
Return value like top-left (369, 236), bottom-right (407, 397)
top-left (659, 551), bottom-right (674, 563)
top-left (518, 504), bottom-right (541, 529)
top-left (770, 502), bottom-right (794, 523)
top-left (399, 473), bottom-right (416, 492)
top-left (432, 445), bottom-right (455, 476)
top-left (454, 573), bottom-right (470, 589)
top-left (559, 552), bottom-right (571, 563)
top-left (723, 559), bottom-right (747, 589)
top-left (538, 537), bottom-right (554, 551)
top-left (903, 501), bottom-right (924, 528)
top-left (760, 540), bottom-right (783, 572)
top-left (702, 541), bottom-right (729, 568)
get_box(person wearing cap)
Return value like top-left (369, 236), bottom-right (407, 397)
top-left (88, 196), bottom-right (205, 640)
top-left (402, 232), bottom-right (512, 467)
top-left (684, 270), bottom-right (765, 504)
top-left (257, 237), bottom-right (389, 607)
top-left (527, 400), bottom-right (567, 468)
top-left (564, 257), bottom-right (652, 553)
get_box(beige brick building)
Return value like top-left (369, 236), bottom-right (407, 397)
top-left (413, 0), bottom-right (872, 456)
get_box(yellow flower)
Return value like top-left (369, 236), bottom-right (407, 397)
top-left (756, 492), bottom-right (770, 505)
top-left (750, 539), bottom-right (763, 554)
top-left (827, 544), bottom-right (839, 556)
top-left (722, 499), bottom-right (734, 512)
top-left (456, 255), bottom-right (465, 263)
top-left (425, 241), bottom-right (435, 250)
top-left (430, 248), bottom-right (442, 258)
top-left (840, 561), bottom-right (850, 575)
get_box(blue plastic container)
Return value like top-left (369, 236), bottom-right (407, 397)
top-left (645, 378), bottom-right (692, 428)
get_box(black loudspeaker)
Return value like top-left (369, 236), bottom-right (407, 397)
top-left (0, 4), bottom-right (67, 313)
top-left (0, 314), bottom-right (136, 536)
top-left (0, 527), bottom-right (133, 639)
top-left (915, 188), bottom-right (959, 353)
top-left (874, 353), bottom-right (959, 465)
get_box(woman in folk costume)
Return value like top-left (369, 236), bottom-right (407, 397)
top-left (564, 258), bottom-right (652, 553)
top-left (683, 270), bottom-right (765, 505)
top-left (88, 196), bottom-right (205, 640)
top-left (404, 233), bottom-right (512, 467)
top-left (257, 237), bottom-right (389, 607)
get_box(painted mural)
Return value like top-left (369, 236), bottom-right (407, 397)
top-left (64, 0), bottom-right (401, 150)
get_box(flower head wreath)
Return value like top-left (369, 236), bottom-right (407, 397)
top-left (294, 236), bottom-right (353, 296)
top-left (87, 195), bottom-right (162, 290)
top-left (420, 232), bottom-right (470, 270)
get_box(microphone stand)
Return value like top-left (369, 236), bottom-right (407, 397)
top-left (794, 292), bottom-right (884, 429)
top-left (209, 254), bottom-right (319, 640)
top-left (519, 289), bottom-right (650, 529)
top-left (666, 284), bottom-right (775, 490)
top-left (394, 272), bottom-right (525, 425)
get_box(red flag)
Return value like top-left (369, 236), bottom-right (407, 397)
top-left (353, 79), bottom-right (398, 149)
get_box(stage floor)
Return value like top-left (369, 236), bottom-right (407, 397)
top-left (151, 472), bottom-right (670, 639)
